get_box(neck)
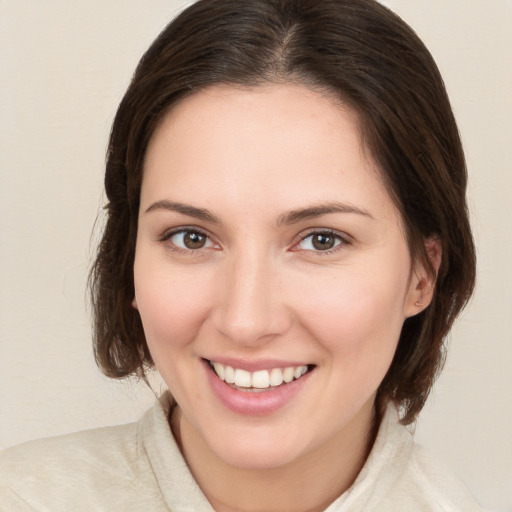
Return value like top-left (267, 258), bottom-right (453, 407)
top-left (171, 401), bottom-right (377, 512)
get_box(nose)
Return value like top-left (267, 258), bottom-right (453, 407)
top-left (211, 249), bottom-right (291, 347)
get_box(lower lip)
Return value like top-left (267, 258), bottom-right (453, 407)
top-left (203, 360), bottom-right (313, 416)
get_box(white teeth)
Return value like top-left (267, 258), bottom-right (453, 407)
top-left (252, 370), bottom-right (270, 388)
top-left (283, 367), bottom-right (294, 383)
top-left (234, 368), bottom-right (252, 387)
top-left (269, 368), bottom-right (284, 387)
top-left (225, 365), bottom-right (235, 384)
top-left (213, 362), bottom-right (225, 381)
top-left (294, 365), bottom-right (307, 379)
top-left (210, 361), bottom-right (311, 390)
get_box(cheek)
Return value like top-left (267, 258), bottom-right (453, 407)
top-left (133, 258), bottom-right (212, 352)
top-left (293, 265), bottom-right (409, 360)
top-left (133, 263), bottom-right (215, 403)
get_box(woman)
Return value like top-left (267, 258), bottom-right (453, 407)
top-left (0, 0), bottom-right (482, 510)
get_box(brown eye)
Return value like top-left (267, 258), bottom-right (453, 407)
top-left (167, 230), bottom-right (214, 251)
top-left (312, 233), bottom-right (336, 250)
top-left (183, 231), bottom-right (206, 249)
top-left (297, 231), bottom-right (344, 252)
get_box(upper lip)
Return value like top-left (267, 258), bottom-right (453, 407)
top-left (203, 357), bottom-right (312, 372)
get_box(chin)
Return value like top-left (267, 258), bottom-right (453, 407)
top-left (200, 420), bottom-right (317, 471)
top-left (215, 440), bottom-right (305, 471)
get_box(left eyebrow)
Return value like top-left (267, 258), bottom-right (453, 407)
top-left (276, 202), bottom-right (374, 226)
top-left (144, 200), bottom-right (221, 224)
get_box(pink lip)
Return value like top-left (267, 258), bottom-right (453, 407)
top-left (204, 356), bottom-right (309, 372)
top-left (202, 359), bottom-right (313, 416)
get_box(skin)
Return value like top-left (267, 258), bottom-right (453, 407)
top-left (134, 83), bottom-right (436, 512)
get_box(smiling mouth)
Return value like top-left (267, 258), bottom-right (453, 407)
top-left (208, 360), bottom-right (315, 393)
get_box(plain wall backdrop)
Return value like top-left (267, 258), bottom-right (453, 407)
top-left (1, 1), bottom-right (511, 510)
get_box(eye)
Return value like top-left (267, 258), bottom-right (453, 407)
top-left (296, 231), bottom-right (345, 252)
top-left (163, 229), bottom-right (216, 251)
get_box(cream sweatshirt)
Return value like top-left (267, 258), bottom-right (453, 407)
top-left (0, 393), bottom-right (483, 511)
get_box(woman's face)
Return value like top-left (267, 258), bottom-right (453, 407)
top-left (134, 84), bottom-right (423, 469)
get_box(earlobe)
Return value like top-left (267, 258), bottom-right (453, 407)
top-left (132, 297), bottom-right (138, 310)
top-left (405, 236), bottom-right (442, 317)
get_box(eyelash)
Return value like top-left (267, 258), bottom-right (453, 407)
top-left (158, 227), bottom-right (350, 255)
top-left (159, 227), bottom-right (216, 255)
top-left (293, 229), bottom-right (350, 255)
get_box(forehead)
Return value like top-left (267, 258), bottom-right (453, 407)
top-left (141, 83), bottom-right (396, 223)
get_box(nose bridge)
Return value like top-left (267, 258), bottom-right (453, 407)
top-left (214, 244), bottom-right (288, 345)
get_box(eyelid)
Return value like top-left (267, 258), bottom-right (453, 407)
top-left (158, 226), bottom-right (350, 254)
top-left (292, 228), bottom-right (352, 253)
top-left (159, 225), bottom-right (208, 241)
top-left (158, 226), bottom-right (219, 252)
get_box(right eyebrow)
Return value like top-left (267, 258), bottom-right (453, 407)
top-left (276, 201), bottom-right (373, 226)
top-left (144, 200), bottom-right (221, 224)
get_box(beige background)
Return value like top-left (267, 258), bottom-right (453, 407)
top-left (1, 1), bottom-right (511, 510)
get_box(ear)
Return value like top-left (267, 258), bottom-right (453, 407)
top-left (132, 297), bottom-right (138, 310)
top-left (405, 236), bottom-right (442, 318)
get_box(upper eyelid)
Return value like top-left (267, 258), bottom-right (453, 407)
top-left (289, 228), bottom-right (352, 255)
top-left (159, 225), bottom-right (211, 241)
top-left (159, 227), bottom-right (218, 254)
top-left (296, 228), bottom-right (351, 243)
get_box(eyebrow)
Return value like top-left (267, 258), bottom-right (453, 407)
top-left (276, 202), bottom-right (373, 226)
top-left (144, 199), bottom-right (373, 225)
top-left (144, 200), bottom-right (221, 224)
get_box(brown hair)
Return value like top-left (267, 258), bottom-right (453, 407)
top-left (90, 0), bottom-right (476, 424)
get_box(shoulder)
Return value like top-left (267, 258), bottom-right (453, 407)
top-left (0, 421), bottom-right (167, 512)
top-left (400, 442), bottom-right (484, 512)
top-left (337, 404), bottom-right (484, 512)
top-left (369, 410), bottom-right (484, 511)
top-left (0, 421), bottom-right (139, 478)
